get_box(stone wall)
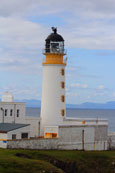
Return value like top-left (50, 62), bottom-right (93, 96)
top-left (7, 138), bottom-right (59, 150)
top-left (7, 125), bottom-right (108, 151)
top-left (7, 138), bottom-right (107, 150)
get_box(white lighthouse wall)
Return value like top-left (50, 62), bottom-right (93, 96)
top-left (40, 64), bottom-right (66, 135)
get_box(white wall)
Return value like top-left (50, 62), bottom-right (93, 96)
top-left (25, 117), bottom-right (40, 137)
top-left (0, 126), bottom-right (30, 148)
top-left (108, 133), bottom-right (115, 150)
top-left (0, 102), bottom-right (40, 138)
top-left (58, 125), bottom-right (108, 150)
top-left (0, 133), bottom-right (7, 148)
top-left (7, 125), bottom-right (108, 151)
top-left (8, 125), bottom-right (30, 140)
top-left (0, 102), bottom-right (25, 124)
top-left (63, 118), bottom-right (108, 126)
top-left (40, 64), bottom-right (66, 135)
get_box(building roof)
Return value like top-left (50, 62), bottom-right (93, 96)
top-left (46, 33), bottom-right (64, 42)
top-left (0, 123), bottom-right (30, 133)
top-left (46, 27), bottom-right (64, 42)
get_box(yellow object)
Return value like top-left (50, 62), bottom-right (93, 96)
top-left (43, 54), bottom-right (66, 65)
top-left (45, 133), bottom-right (58, 138)
top-left (82, 121), bottom-right (85, 124)
top-left (0, 139), bottom-right (7, 141)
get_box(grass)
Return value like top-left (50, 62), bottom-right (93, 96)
top-left (0, 149), bottom-right (115, 173)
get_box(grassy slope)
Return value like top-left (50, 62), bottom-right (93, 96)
top-left (0, 149), bottom-right (115, 173)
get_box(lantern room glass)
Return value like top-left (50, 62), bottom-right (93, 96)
top-left (49, 41), bottom-right (64, 54)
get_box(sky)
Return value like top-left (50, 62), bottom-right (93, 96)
top-left (0, 0), bottom-right (115, 104)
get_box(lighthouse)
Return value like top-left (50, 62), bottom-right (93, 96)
top-left (40, 27), bottom-right (67, 137)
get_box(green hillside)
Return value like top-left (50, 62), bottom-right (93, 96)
top-left (0, 149), bottom-right (115, 173)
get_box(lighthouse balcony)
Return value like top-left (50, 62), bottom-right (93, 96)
top-left (42, 48), bottom-right (67, 55)
top-left (42, 57), bottom-right (67, 65)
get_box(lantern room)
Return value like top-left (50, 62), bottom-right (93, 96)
top-left (45, 27), bottom-right (65, 54)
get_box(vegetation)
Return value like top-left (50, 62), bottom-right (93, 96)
top-left (0, 149), bottom-right (115, 173)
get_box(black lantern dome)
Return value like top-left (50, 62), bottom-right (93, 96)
top-left (45, 27), bottom-right (64, 54)
top-left (46, 28), bottom-right (64, 42)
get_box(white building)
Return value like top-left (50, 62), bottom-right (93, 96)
top-left (0, 123), bottom-right (30, 148)
top-left (40, 27), bottom-right (67, 136)
top-left (40, 27), bottom-right (108, 150)
top-left (0, 92), bottom-right (40, 142)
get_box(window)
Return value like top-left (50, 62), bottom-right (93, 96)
top-left (10, 109), bottom-right (13, 116)
top-left (60, 68), bottom-right (65, 76)
top-left (5, 109), bottom-right (7, 116)
top-left (21, 133), bottom-right (28, 139)
top-left (12, 134), bottom-right (16, 140)
top-left (61, 95), bottom-right (65, 102)
top-left (50, 41), bottom-right (64, 53)
top-left (61, 81), bottom-right (65, 89)
top-left (61, 109), bottom-right (65, 117)
top-left (17, 109), bottom-right (19, 117)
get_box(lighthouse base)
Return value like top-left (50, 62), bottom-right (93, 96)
top-left (7, 123), bottom-right (108, 151)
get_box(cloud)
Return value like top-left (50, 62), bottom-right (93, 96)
top-left (92, 85), bottom-right (108, 97)
top-left (97, 85), bottom-right (105, 90)
top-left (66, 92), bottom-right (80, 97)
top-left (0, 17), bottom-right (48, 74)
top-left (0, 85), bottom-right (41, 100)
top-left (112, 93), bottom-right (115, 97)
top-left (87, 95), bottom-right (91, 99)
top-left (93, 92), bottom-right (106, 97)
top-left (71, 83), bottom-right (88, 89)
top-left (0, 55), bottom-right (41, 75)
top-left (0, 17), bottom-right (46, 50)
top-left (0, 0), bottom-right (115, 54)
top-left (0, 0), bottom-right (39, 17)
top-left (0, 0), bottom-right (115, 18)
top-left (0, 0), bottom-right (114, 102)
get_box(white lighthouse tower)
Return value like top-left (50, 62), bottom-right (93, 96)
top-left (40, 27), bottom-right (67, 137)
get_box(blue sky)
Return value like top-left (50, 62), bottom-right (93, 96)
top-left (0, 0), bottom-right (115, 104)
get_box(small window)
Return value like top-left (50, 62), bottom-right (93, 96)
top-left (21, 133), bottom-right (28, 139)
top-left (17, 109), bottom-right (19, 117)
top-left (52, 133), bottom-right (58, 138)
top-left (61, 109), bottom-right (65, 117)
top-left (12, 134), bottom-right (16, 140)
top-left (61, 95), bottom-right (65, 102)
top-left (61, 81), bottom-right (65, 89)
top-left (5, 109), bottom-right (7, 116)
top-left (10, 109), bottom-right (13, 116)
top-left (60, 68), bottom-right (65, 76)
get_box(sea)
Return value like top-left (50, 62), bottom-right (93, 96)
top-left (26, 108), bottom-right (115, 132)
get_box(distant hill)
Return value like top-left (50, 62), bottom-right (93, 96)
top-left (14, 99), bottom-right (115, 109)
top-left (67, 101), bottom-right (115, 109)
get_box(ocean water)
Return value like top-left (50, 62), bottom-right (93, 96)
top-left (26, 108), bottom-right (115, 132)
